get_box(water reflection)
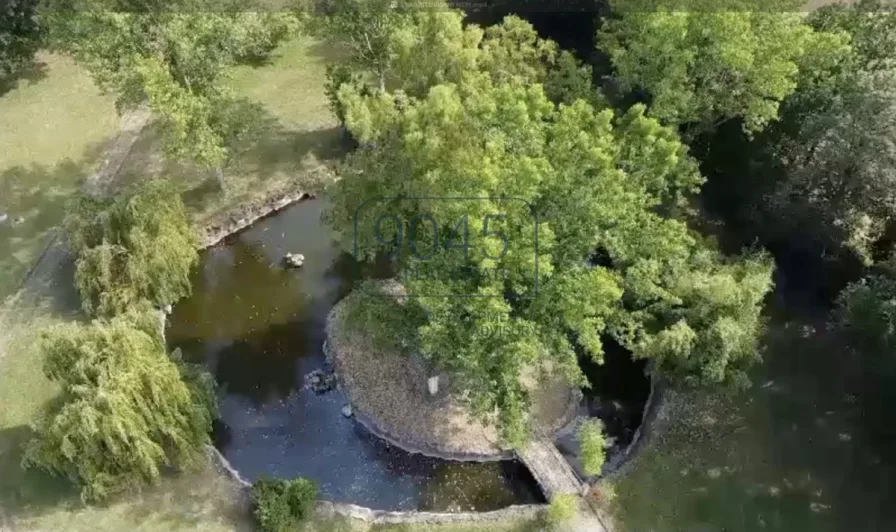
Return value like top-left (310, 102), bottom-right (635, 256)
top-left (166, 199), bottom-right (543, 510)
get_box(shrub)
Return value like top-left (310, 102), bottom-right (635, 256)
top-left (251, 477), bottom-right (319, 532)
top-left (579, 418), bottom-right (608, 476)
top-left (547, 493), bottom-right (578, 527)
top-left (834, 274), bottom-right (896, 352)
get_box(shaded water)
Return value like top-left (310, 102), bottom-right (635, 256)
top-left (556, 341), bottom-right (651, 478)
top-left (166, 199), bottom-right (543, 511)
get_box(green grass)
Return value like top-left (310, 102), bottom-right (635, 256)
top-left (0, 52), bottom-right (118, 301)
top-left (609, 305), bottom-right (896, 532)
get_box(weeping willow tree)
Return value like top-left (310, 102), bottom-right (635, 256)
top-left (23, 307), bottom-right (215, 502)
top-left (66, 179), bottom-right (198, 316)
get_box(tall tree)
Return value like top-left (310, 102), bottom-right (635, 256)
top-left (45, 0), bottom-right (299, 188)
top-left (66, 179), bottom-right (198, 317)
top-left (598, 0), bottom-right (843, 134)
top-left (763, 0), bottom-right (896, 263)
top-left (328, 72), bottom-right (773, 444)
top-left (23, 307), bottom-right (215, 502)
top-left (318, 3), bottom-right (595, 106)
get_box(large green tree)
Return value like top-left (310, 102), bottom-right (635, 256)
top-left (66, 179), bottom-right (198, 317)
top-left (45, 0), bottom-right (299, 187)
top-left (23, 307), bottom-right (215, 502)
top-left (764, 0), bottom-right (896, 263)
top-left (328, 70), bottom-right (773, 444)
top-left (319, 4), bottom-right (596, 109)
top-left (598, 0), bottom-right (844, 134)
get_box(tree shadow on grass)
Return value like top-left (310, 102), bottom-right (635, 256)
top-left (759, 319), bottom-right (896, 532)
top-left (0, 139), bottom-right (110, 302)
top-left (0, 423), bottom-right (255, 531)
top-left (115, 102), bottom-right (343, 221)
top-left (0, 424), bottom-right (80, 523)
top-left (0, 59), bottom-right (49, 98)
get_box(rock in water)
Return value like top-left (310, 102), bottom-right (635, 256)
top-left (284, 252), bottom-right (305, 268)
top-left (0, 213), bottom-right (7, 224)
top-left (342, 404), bottom-right (353, 418)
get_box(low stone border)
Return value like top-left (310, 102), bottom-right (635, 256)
top-left (198, 191), bottom-right (312, 249)
top-left (205, 442), bottom-right (549, 526)
top-left (316, 500), bottom-right (545, 525)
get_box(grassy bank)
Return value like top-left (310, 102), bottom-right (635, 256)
top-left (609, 304), bottom-right (896, 532)
top-left (0, 52), bottom-right (118, 301)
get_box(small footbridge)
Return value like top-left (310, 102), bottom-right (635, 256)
top-left (516, 431), bottom-right (612, 532)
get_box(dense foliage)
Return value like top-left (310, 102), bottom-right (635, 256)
top-left (835, 274), bottom-right (896, 353)
top-left (764, 1), bottom-right (896, 262)
top-left (326, 7), bottom-right (773, 444)
top-left (319, 6), bottom-right (596, 106)
top-left (250, 477), bottom-right (318, 532)
top-left (23, 308), bottom-right (215, 502)
top-left (45, 0), bottom-right (299, 181)
top-left (598, 0), bottom-right (844, 134)
top-left (0, 0), bottom-right (43, 79)
top-left (66, 179), bottom-right (198, 317)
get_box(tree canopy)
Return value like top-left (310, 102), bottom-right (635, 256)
top-left (45, 0), bottom-right (299, 178)
top-left (763, 0), bottom-right (896, 263)
top-left (327, 48), bottom-right (773, 443)
top-left (319, 4), bottom-right (597, 107)
top-left (0, 0), bottom-right (43, 80)
top-left (66, 179), bottom-right (198, 317)
top-left (598, 0), bottom-right (845, 133)
top-left (23, 308), bottom-right (215, 502)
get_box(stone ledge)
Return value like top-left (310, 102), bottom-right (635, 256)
top-left (198, 191), bottom-right (311, 249)
top-left (315, 500), bottom-right (545, 525)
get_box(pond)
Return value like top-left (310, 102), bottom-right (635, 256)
top-left (165, 198), bottom-right (544, 511)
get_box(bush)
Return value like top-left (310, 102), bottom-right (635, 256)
top-left (547, 493), bottom-right (578, 527)
top-left (22, 308), bottom-right (215, 502)
top-left (834, 274), bottom-right (896, 352)
top-left (251, 477), bottom-right (319, 532)
top-left (579, 418), bottom-right (608, 476)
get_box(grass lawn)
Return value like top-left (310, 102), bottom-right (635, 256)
top-left (0, 52), bottom-right (118, 301)
top-left (609, 303), bottom-right (896, 532)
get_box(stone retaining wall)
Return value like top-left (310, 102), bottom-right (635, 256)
top-left (315, 501), bottom-right (545, 525)
top-left (198, 191), bottom-right (311, 249)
